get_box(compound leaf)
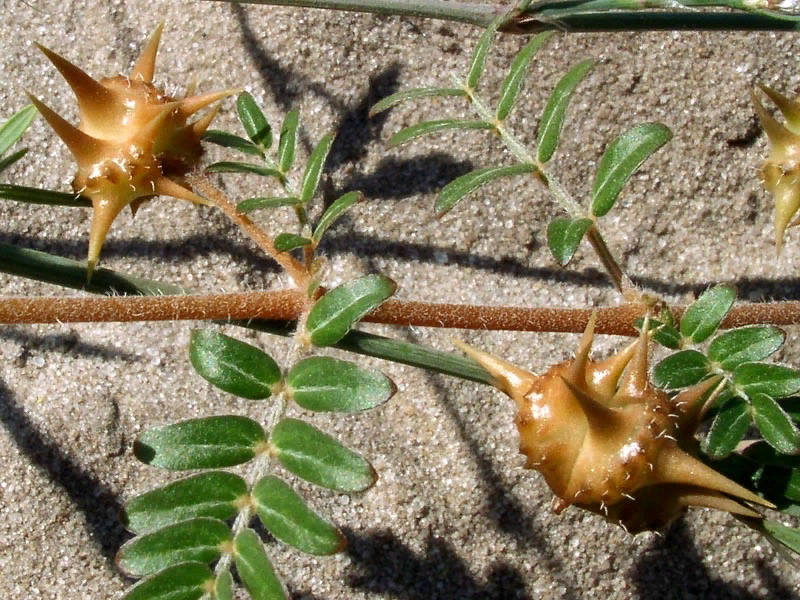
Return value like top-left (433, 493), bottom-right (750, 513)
top-left (134, 416), bottom-right (266, 470)
top-left (252, 475), bottom-right (346, 555)
top-left (122, 471), bottom-right (247, 534)
top-left (190, 330), bottom-right (281, 400)
top-left (591, 122), bottom-right (671, 217)
top-left (537, 59), bottom-right (594, 163)
top-left (116, 517), bottom-right (231, 577)
top-left (287, 356), bottom-right (395, 412)
top-left (270, 418), bottom-right (377, 492)
top-left (306, 275), bottom-right (396, 347)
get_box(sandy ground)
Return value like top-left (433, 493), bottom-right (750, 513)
top-left (1, 0), bottom-right (799, 598)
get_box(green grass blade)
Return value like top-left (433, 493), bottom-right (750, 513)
top-left (496, 32), bottom-right (555, 121)
top-left (369, 88), bottom-right (466, 117)
top-left (537, 59), bottom-right (595, 163)
top-left (0, 104), bottom-right (37, 157)
top-left (0, 184), bottom-right (90, 207)
top-left (389, 119), bottom-right (492, 147)
top-left (436, 163), bottom-right (536, 217)
top-left (0, 148), bottom-right (28, 174)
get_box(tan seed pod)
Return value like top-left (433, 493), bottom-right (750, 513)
top-left (28, 23), bottom-right (237, 275)
top-left (456, 313), bottom-right (774, 533)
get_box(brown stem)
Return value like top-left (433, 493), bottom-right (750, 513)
top-left (2, 291), bottom-right (800, 337)
top-left (190, 175), bottom-right (311, 288)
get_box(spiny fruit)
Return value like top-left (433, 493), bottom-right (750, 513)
top-left (752, 84), bottom-right (800, 254)
top-left (457, 314), bottom-right (773, 534)
top-left (28, 23), bottom-right (236, 275)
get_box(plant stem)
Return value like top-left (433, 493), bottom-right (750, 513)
top-left (4, 286), bottom-right (800, 337)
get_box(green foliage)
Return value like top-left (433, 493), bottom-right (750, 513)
top-left (123, 562), bottom-right (213, 600)
top-left (237, 92), bottom-right (273, 150)
top-left (190, 331), bottom-right (281, 400)
top-left (287, 356), bottom-right (395, 412)
top-left (233, 529), bottom-right (287, 600)
top-left (546, 217), bottom-right (594, 266)
top-left (496, 32), bottom-right (554, 121)
top-left (270, 418), bottom-right (377, 492)
top-left (591, 123), bottom-right (672, 218)
top-left (649, 285), bottom-right (800, 533)
top-left (306, 274), bottom-right (396, 346)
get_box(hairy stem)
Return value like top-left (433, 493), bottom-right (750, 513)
top-left (3, 289), bottom-right (800, 336)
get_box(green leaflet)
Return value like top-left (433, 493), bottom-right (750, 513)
top-left (233, 529), bottom-right (287, 600)
top-left (237, 92), bottom-right (272, 149)
top-left (435, 163), bottom-right (536, 217)
top-left (306, 275), bottom-right (396, 346)
top-left (591, 123), bottom-right (671, 218)
top-left (680, 285), bottom-right (736, 344)
top-left (116, 517), bottom-right (231, 577)
top-left (701, 396), bottom-right (750, 459)
top-left (252, 475), bottom-right (346, 555)
top-left (751, 392), bottom-right (800, 454)
top-left (0, 104), bottom-right (36, 158)
top-left (189, 330), bottom-right (282, 400)
top-left (122, 561), bottom-right (213, 600)
top-left (708, 326), bottom-right (785, 371)
top-left (496, 32), bottom-right (554, 121)
top-left (270, 418), bottom-right (377, 492)
top-left (301, 133), bottom-right (335, 203)
top-left (389, 119), bottom-right (492, 147)
top-left (274, 233), bottom-right (312, 252)
top-left (546, 217), bottom-right (593, 266)
top-left (122, 471), bottom-right (247, 534)
top-left (287, 356), bottom-right (395, 412)
top-left (313, 191), bottom-right (363, 243)
top-left (278, 109), bottom-right (300, 173)
top-left (369, 88), bottom-right (466, 117)
top-left (237, 196), bottom-right (303, 213)
top-left (652, 350), bottom-right (711, 389)
top-left (537, 59), bottom-right (594, 164)
top-left (202, 130), bottom-right (265, 157)
top-left (134, 416), bottom-right (266, 470)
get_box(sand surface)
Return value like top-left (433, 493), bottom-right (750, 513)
top-left (1, 1), bottom-right (799, 598)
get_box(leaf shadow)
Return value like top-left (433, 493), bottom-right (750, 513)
top-left (344, 527), bottom-right (533, 600)
top-left (0, 376), bottom-right (127, 560)
top-left (628, 517), bottom-right (795, 600)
